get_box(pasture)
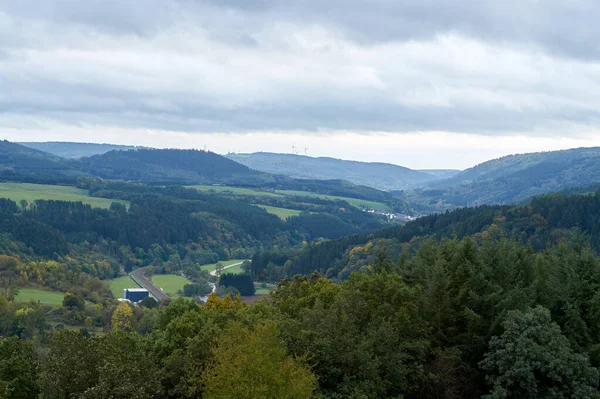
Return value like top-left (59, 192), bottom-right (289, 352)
top-left (151, 274), bottom-right (193, 296)
top-left (221, 264), bottom-right (245, 275)
top-left (275, 189), bottom-right (389, 211)
top-left (200, 259), bottom-right (247, 273)
top-left (16, 288), bottom-right (64, 306)
top-left (108, 276), bottom-right (138, 298)
top-left (188, 184), bottom-right (389, 211)
top-left (0, 183), bottom-right (129, 209)
top-left (257, 205), bottom-right (301, 220)
top-left (188, 185), bottom-right (282, 197)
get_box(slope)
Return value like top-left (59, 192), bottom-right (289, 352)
top-left (0, 140), bottom-right (84, 182)
top-left (19, 142), bottom-right (145, 158)
top-left (75, 148), bottom-right (262, 185)
top-left (226, 152), bottom-right (450, 191)
top-left (401, 147), bottom-right (600, 209)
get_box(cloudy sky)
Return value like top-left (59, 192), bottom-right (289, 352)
top-left (2, 0), bottom-right (600, 169)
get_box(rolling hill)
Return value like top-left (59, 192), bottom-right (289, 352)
top-left (226, 152), bottom-right (456, 191)
top-left (19, 142), bottom-right (145, 158)
top-left (0, 140), bottom-right (84, 182)
top-left (401, 147), bottom-right (600, 210)
top-left (74, 148), bottom-right (261, 185)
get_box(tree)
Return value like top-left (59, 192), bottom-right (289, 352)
top-left (202, 322), bottom-right (316, 399)
top-left (0, 337), bottom-right (38, 399)
top-left (62, 292), bottom-right (85, 311)
top-left (19, 199), bottom-right (28, 210)
top-left (480, 306), bottom-right (600, 398)
top-left (215, 263), bottom-right (224, 276)
top-left (140, 296), bottom-right (158, 309)
top-left (39, 331), bottom-right (99, 398)
top-left (111, 302), bottom-right (134, 332)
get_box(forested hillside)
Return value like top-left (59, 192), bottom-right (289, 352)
top-left (401, 147), bottom-right (600, 210)
top-left (227, 152), bottom-right (452, 190)
top-left (75, 149), bottom-right (259, 185)
top-left (19, 142), bottom-right (143, 158)
top-left (4, 215), bottom-right (600, 397)
top-left (0, 140), bottom-right (84, 182)
top-left (252, 190), bottom-right (600, 281)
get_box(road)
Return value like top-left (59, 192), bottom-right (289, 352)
top-left (210, 261), bottom-right (246, 276)
top-left (129, 267), bottom-right (169, 301)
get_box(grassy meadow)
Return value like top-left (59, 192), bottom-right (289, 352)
top-left (188, 185), bottom-right (282, 197)
top-left (15, 288), bottom-right (65, 306)
top-left (257, 205), bottom-right (301, 220)
top-left (199, 259), bottom-right (247, 273)
top-left (188, 184), bottom-right (389, 211)
top-left (108, 276), bottom-right (138, 298)
top-left (0, 183), bottom-right (129, 209)
top-left (151, 275), bottom-right (193, 296)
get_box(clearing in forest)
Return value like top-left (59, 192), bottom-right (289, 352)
top-left (0, 183), bottom-right (129, 209)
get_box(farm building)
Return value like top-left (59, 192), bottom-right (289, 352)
top-left (122, 288), bottom-right (150, 303)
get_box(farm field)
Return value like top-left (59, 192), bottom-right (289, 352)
top-left (188, 185), bottom-right (282, 197)
top-left (188, 184), bottom-right (389, 211)
top-left (15, 288), bottom-right (64, 306)
top-left (151, 274), bottom-right (193, 296)
top-left (200, 259), bottom-right (247, 273)
top-left (221, 264), bottom-right (245, 275)
top-left (257, 205), bottom-right (301, 220)
top-left (274, 189), bottom-right (389, 211)
top-left (0, 183), bottom-right (129, 209)
top-left (108, 276), bottom-right (138, 299)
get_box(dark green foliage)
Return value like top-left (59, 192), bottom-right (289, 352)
top-left (62, 292), bottom-right (85, 311)
top-left (0, 337), bottom-right (38, 399)
top-left (183, 282), bottom-right (212, 297)
top-left (219, 274), bottom-right (255, 296)
top-left (140, 296), bottom-right (158, 309)
top-left (481, 306), bottom-right (600, 398)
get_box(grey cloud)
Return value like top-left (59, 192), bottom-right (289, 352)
top-left (1, 0), bottom-right (600, 137)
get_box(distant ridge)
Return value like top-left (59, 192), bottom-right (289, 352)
top-left (0, 140), bottom-right (84, 181)
top-left (226, 152), bottom-right (457, 191)
top-left (402, 146), bottom-right (600, 211)
top-left (19, 142), bottom-right (149, 159)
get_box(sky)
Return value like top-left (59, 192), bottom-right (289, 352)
top-left (2, 0), bottom-right (600, 169)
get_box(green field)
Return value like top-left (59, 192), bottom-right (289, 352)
top-left (151, 275), bottom-right (193, 296)
top-left (274, 190), bottom-right (389, 211)
top-left (221, 264), bottom-right (245, 275)
top-left (16, 288), bottom-right (65, 306)
top-left (0, 183), bottom-right (129, 209)
top-left (108, 276), bottom-right (139, 298)
top-left (188, 185), bottom-right (282, 197)
top-left (257, 205), bottom-right (301, 220)
top-left (200, 259), bottom-right (247, 273)
top-left (189, 184), bottom-right (388, 211)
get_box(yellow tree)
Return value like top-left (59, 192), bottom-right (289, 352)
top-left (202, 322), bottom-right (317, 399)
top-left (111, 302), bottom-right (134, 332)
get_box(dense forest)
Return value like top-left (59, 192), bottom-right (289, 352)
top-left (400, 147), bottom-right (600, 211)
top-left (226, 152), bottom-right (452, 191)
top-left (4, 141), bottom-right (600, 397)
top-left (250, 190), bottom-right (600, 281)
top-left (4, 231), bottom-right (600, 397)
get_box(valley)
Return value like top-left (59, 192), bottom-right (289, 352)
top-left (3, 140), bottom-right (600, 398)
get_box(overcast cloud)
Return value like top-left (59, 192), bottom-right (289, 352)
top-left (2, 0), bottom-right (600, 168)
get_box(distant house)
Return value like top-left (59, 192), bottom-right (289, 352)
top-left (122, 288), bottom-right (150, 303)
